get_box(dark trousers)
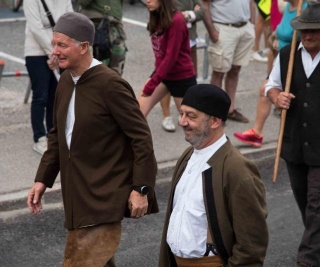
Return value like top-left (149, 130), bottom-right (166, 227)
top-left (285, 161), bottom-right (320, 266)
top-left (26, 56), bottom-right (57, 142)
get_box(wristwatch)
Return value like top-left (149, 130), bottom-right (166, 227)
top-left (133, 186), bottom-right (149, 196)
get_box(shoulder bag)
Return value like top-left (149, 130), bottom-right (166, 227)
top-left (40, 0), bottom-right (55, 28)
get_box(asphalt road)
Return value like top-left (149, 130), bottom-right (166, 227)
top-left (0, 156), bottom-right (303, 267)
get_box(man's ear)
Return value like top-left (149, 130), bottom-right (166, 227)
top-left (210, 116), bottom-right (222, 129)
top-left (80, 42), bottom-right (90, 55)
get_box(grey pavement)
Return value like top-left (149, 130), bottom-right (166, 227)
top-left (0, 5), bottom-right (281, 213)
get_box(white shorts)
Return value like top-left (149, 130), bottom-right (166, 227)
top-left (208, 22), bottom-right (255, 73)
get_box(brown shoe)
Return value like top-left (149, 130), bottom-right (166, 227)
top-left (227, 109), bottom-right (249, 123)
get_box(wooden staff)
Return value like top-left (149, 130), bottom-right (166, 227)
top-left (272, 0), bottom-right (304, 183)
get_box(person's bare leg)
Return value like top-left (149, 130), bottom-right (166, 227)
top-left (224, 65), bottom-right (241, 113)
top-left (254, 12), bottom-right (264, 52)
top-left (138, 82), bottom-right (170, 117)
top-left (160, 93), bottom-right (171, 118)
top-left (267, 50), bottom-right (274, 74)
top-left (160, 91), bottom-right (176, 132)
top-left (251, 45), bottom-right (277, 135)
top-left (173, 97), bottom-right (183, 113)
top-left (210, 70), bottom-right (224, 88)
top-left (263, 22), bottom-right (271, 49)
top-left (252, 80), bottom-right (272, 135)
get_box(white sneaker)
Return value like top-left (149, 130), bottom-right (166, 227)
top-left (162, 116), bottom-right (176, 132)
top-left (252, 50), bottom-right (268, 63)
top-left (33, 136), bottom-right (48, 155)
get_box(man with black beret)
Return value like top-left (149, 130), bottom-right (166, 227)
top-left (159, 84), bottom-right (268, 267)
top-left (27, 12), bottom-right (158, 266)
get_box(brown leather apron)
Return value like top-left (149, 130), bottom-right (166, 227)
top-left (63, 222), bottom-right (121, 267)
top-left (174, 255), bottom-right (224, 267)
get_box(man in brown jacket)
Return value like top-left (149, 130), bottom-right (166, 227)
top-left (27, 12), bottom-right (158, 267)
top-left (159, 84), bottom-right (268, 267)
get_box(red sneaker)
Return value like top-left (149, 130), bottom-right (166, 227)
top-left (234, 129), bottom-right (263, 148)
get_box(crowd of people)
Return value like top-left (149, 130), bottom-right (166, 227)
top-left (23, 0), bottom-right (320, 266)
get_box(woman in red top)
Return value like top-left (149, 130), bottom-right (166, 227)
top-left (138, 0), bottom-right (197, 118)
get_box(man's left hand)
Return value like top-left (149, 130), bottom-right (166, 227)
top-left (47, 54), bottom-right (58, 70)
top-left (128, 190), bottom-right (148, 219)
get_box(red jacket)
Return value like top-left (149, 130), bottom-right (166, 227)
top-left (143, 11), bottom-right (195, 95)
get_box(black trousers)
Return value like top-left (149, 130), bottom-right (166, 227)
top-left (285, 161), bottom-right (320, 266)
top-left (25, 56), bottom-right (57, 142)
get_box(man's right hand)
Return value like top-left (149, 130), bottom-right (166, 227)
top-left (201, 0), bottom-right (219, 43)
top-left (208, 28), bottom-right (219, 43)
top-left (27, 182), bottom-right (47, 214)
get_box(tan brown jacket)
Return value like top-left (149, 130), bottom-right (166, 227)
top-left (159, 141), bottom-right (268, 267)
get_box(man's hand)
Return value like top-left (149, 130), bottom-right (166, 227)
top-left (193, 4), bottom-right (200, 12)
top-left (202, 0), bottom-right (219, 43)
top-left (27, 182), bottom-right (47, 214)
top-left (47, 55), bottom-right (58, 71)
top-left (128, 190), bottom-right (148, 219)
top-left (208, 28), bottom-right (219, 43)
top-left (275, 92), bottom-right (296, 110)
top-left (182, 11), bottom-right (189, 21)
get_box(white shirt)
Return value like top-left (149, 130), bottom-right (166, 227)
top-left (24, 0), bottom-right (73, 57)
top-left (265, 43), bottom-right (320, 94)
top-left (211, 0), bottom-right (251, 24)
top-left (65, 59), bottom-right (101, 149)
top-left (166, 134), bottom-right (227, 258)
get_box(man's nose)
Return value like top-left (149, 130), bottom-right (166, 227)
top-left (52, 45), bottom-right (59, 55)
top-left (178, 115), bottom-right (187, 126)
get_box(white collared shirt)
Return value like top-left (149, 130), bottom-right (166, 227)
top-left (166, 135), bottom-right (227, 258)
top-left (265, 43), bottom-right (320, 94)
top-left (65, 58), bottom-right (101, 149)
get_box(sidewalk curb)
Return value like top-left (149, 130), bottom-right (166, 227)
top-left (0, 142), bottom-right (277, 213)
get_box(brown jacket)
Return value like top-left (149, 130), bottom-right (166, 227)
top-left (35, 64), bottom-right (158, 229)
top-left (159, 141), bottom-right (268, 267)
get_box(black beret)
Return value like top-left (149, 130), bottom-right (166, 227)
top-left (54, 12), bottom-right (95, 46)
top-left (182, 84), bottom-right (231, 121)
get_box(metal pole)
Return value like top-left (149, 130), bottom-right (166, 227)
top-left (24, 81), bottom-right (32, 104)
top-left (0, 60), bottom-right (5, 81)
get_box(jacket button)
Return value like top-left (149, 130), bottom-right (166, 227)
top-left (303, 123), bottom-right (307, 127)
top-left (304, 142), bottom-right (309, 146)
top-left (303, 103), bottom-right (308, 107)
top-left (306, 83), bottom-right (311, 87)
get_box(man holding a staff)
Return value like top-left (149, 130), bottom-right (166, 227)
top-left (266, 2), bottom-right (320, 266)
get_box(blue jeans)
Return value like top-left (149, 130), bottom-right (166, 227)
top-left (26, 56), bottom-right (57, 142)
